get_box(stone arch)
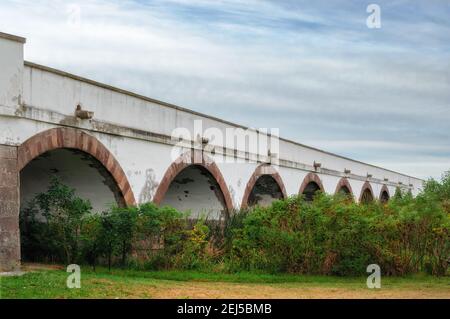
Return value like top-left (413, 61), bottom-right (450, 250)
top-left (299, 172), bottom-right (324, 194)
top-left (334, 177), bottom-right (354, 196)
top-left (299, 172), bottom-right (324, 201)
top-left (18, 127), bottom-right (136, 206)
top-left (241, 164), bottom-right (287, 209)
top-left (153, 150), bottom-right (233, 212)
top-left (379, 184), bottom-right (390, 203)
top-left (359, 181), bottom-right (374, 203)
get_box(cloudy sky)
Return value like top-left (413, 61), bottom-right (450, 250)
top-left (1, 0), bottom-right (449, 179)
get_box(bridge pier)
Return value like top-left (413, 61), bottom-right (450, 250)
top-left (0, 145), bottom-right (20, 272)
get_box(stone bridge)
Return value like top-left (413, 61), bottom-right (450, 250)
top-left (0, 32), bottom-right (423, 271)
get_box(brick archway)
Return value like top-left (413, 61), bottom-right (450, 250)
top-left (298, 172), bottom-right (325, 194)
top-left (241, 164), bottom-right (287, 209)
top-left (18, 127), bottom-right (136, 206)
top-left (334, 177), bottom-right (354, 196)
top-left (153, 150), bottom-right (234, 212)
top-left (379, 184), bottom-right (390, 202)
top-left (359, 181), bottom-right (374, 203)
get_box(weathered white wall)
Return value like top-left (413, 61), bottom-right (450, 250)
top-left (160, 166), bottom-right (226, 219)
top-left (20, 149), bottom-right (122, 212)
top-left (18, 63), bottom-right (423, 184)
top-left (0, 33), bottom-right (23, 111)
top-left (0, 32), bottom-right (424, 218)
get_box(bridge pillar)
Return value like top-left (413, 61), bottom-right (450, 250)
top-left (0, 145), bottom-right (20, 272)
top-left (0, 32), bottom-right (24, 272)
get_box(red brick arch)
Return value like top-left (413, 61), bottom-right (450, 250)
top-left (241, 164), bottom-right (287, 209)
top-left (152, 150), bottom-right (234, 212)
top-left (334, 177), bottom-right (354, 196)
top-left (18, 127), bottom-right (136, 206)
top-left (359, 181), bottom-right (374, 203)
top-left (379, 184), bottom-right (390, 201)
top-left (298, 172), bottom-right (325, 194)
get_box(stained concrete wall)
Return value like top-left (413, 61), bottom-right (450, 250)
top-left (160, 166), bottom-right (226, 219)
top-left (0, 33), bottom-right (24, 111)
top-left (16, 63), bottom-right (424, 194)
top-left (20, 149), bottom-right (124, 212)
top-left (0, 114), bottom-right (416, 209)
top-left (0, 32), bottom-right (24, 272)
top-left (0, 145), bottom-right (20, 272)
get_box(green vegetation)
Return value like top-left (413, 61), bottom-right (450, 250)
top-left (229, 189), bottom-right (449, 276)
top-left (20, 178), bottom-right (92, 264)
top-left (1, 268), bottom-right (449, 299)
top-left (19, 173), bottom-right (450, 277)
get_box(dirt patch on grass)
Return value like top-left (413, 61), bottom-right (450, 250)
top-left (102, 281), bottom-right (450, 299)
top-left (149, 282), bottom-right (450, 299)
top-left (22, 263), bottom-right (65, 271)
top-left (6, 265), bottom-right (449, 299)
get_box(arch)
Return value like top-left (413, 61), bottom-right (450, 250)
top-left (153, 150), bottom-right (233, 212)
top-left (299, 172), bottom-right (324, 201)
top-left (394, 187), bottom-right (403, 199)
top-left (17, 127), bottom-right (136, 206)
top-left (299, 172), bottom-right (325, 194)
top-left (241, 164), bottom-right (287, 209)
top-left (334, 177), bottom-right (354, 196)
top-left (379, 185), bottom-right (390, 203)
top-left (359, 181), bottom-right (374, 203)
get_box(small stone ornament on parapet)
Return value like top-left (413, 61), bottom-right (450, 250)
top-left (75, 104), bottom-right (94, 120)
top-left (313, 161), bottom-right (321, 171)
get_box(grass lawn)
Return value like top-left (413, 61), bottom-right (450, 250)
top-left (1, 264), bottom-right (449, 299)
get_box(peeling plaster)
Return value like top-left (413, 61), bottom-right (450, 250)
top-left (139, 168), bottom-right (158, 204)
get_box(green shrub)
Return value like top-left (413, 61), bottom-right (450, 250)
top-left (229, 185), bottom-right (449, 276)
top-left (20, 171), bottom-right (450, 276)
top-left (174, 219), bottom-right (212, 270)
top-left (229, 195), bottom-right (374, 275)
top-left (79, 214), bottom-right (102, 270)
top-left (136, 203), bottom-right (186, 270)
top-left (20, 177), bottom-right (92, 264)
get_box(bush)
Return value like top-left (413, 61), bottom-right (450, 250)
top-left (20, 177), bottom-right (92, 264)
top-left (228, 195), bottom-right (376, 275)
top-left (20, 171), bottom-right (450, 276)
top-left (173, 220), bottom-right (212, 270)
top-left (229, 180), bottom-right (449, 276)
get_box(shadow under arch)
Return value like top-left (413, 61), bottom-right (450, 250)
top-left (241, 164), bottom-right (287, 209)
top-left (379, 184), bottom-right (390, 203)
top-left (152, 149), bottom-right (234, 213)
top-left (334, 177), bottom-right (354, 198)
top-left (18, 127), bottom-right (136, 206)
top-left (359, 181), bottom-right (374, 203)
top-left (299, 172), bottom-right (325, 201)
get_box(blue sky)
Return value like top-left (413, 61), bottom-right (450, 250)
top-left (1, 0), bottom-right (449, 179)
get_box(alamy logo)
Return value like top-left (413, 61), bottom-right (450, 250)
top-left (170, 120), bottom-right (280, 166)
top-left (366, 4), bottom-right (381, 29)
top-left (66, 264), bottom-right (81, 289)
top-left (66, 4), bottom-right (81, 28)
top-left (366, 264), bottom-right (381, 288)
